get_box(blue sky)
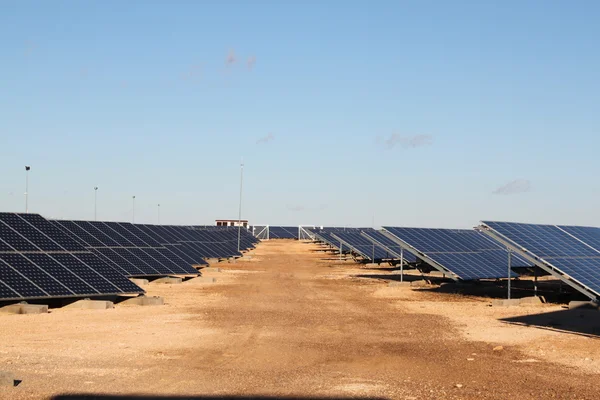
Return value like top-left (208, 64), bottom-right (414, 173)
top-left (1, 1), bottom-right (599, 228)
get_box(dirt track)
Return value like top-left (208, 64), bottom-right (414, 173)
top-left (1, 240), bottom-right (600, 400)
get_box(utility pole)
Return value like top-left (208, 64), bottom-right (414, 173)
top-left (237, 159), bottom-right (244, 253)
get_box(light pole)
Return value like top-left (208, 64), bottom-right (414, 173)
top-left (94, 186), bottom-right (98, 221)
top-left (237, 158), bottom-right (244, 253)
top-left (25, 165), bottom-right (31, 213)
top-left (157, 203), bottom-right (160, 224)
top-left (132, 195), bottom-right (136, 223)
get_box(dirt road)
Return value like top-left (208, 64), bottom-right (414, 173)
top-left (1, 240), bottom-right (600, 399)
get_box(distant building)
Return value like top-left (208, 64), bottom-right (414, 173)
top-left (215, 219), bottom-right (248, 228)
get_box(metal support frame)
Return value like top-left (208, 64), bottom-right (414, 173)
top-left (372, 242), bottom-right (375, 263)
top-left (331, 233), bottom-right (374, 262)
top-left (380, 229), bottom-right (460, 281)
top-left (361, 231), bottom-right (405, 259)
top-left (299, 225), bottom-right (316, 241)
top-left (477, 225), bottom-right (599, 302)
top-left (400, 248), bottom-right (404, 282)
top-left (507, 249), bottom-right (512, 299)
top-left (254, 225), bottom-right (269, 240)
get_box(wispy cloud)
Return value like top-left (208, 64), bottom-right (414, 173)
top-left (226, 49), bottom-right (236, 65)
top-left (256, 133), bottom-right (275, 145)
top-left (24, 40), bottom-right (37, 56)
top-left (493, 179), bottom-right (532, 195)
top-left (247, 55), bottom-right (256, 70)
top-left (287, 204), bottom-right (327, 212)
top-left (182, 64), bottom-right (202, 81)
top-left (377, 134), bottom-right (433, 150)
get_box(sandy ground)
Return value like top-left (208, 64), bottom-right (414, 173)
top-left (1, 240), bottom-right (600, 400)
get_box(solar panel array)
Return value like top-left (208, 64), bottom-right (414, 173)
top-left (382, 227), bottom-right (528, 280)
top-left (482, 221), bottom-right (600, 299)
top-left (51, 221), bottom-right (202, 277)
top-left (0, 213), bottom-right (144, 301)
top-left (268, 226), bottom-right (298, 239)
top-left (361, 230), bottom-right (418, 263)
top-left (51, 222), bottom-right (258, 278)
top-left (305, 227), bottom-right (415, 263)
top-left (308, 229), bottom-right (344, 251)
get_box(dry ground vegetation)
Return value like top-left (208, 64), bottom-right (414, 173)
top-left (1, 240), bottom-right (600, 400)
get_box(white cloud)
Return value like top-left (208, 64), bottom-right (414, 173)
top-left (226, 49), bottom-right (236, 65)
top-left (378, 134), bottom-right (433, 150)
top-left (247, 55), bottom-right (256, 70)
top-left (256, 133), bottom-right (275, 145)
top-left (493, 179), bottom-right (532, 195)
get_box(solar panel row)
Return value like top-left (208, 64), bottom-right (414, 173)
top-left (51, 221), bottom-right (258, 278)
top-left (0, 213), bottom-right (144, 301)
top-left (481, 221), bottom-right (600, 300)
top-left (382, 227), bottom-right (526, 280)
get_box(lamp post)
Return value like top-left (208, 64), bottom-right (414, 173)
top-left (25, 165), bottom-right (31, 213)
top-left (237, 159), bottom-right (244, 253)
top-left (132, 196), bottom-right (136, 223)
top-left (94, 186), bottom-right (98, 221)
top-left (157, 203), bottom-right (160, 224)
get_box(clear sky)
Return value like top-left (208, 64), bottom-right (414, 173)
top-left (1, 1), bottom-right (599, 228)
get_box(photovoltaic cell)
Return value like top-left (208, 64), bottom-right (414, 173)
top-left (0, 213), bottom-right (144, 302)
top-left (482, 221), bottom-right (600, 299)
top-left (361, 230), bottom-right (418, 263)
top-left (383, 226), bottom-right (522, 280)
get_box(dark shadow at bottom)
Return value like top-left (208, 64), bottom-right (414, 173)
top-left (52, 395), bottom-right (388, 400)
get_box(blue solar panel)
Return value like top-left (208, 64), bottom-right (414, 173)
top-left (383, 227), bottom-right (521, 280)
top-left (331, 231), bottom-right (396, 261)
top-left (483, 222), bottom-right (598, 258)
top-left (361, 230), bottom-right (418, 263)
top-left (267, 227), bottom-right (297, 239)
top-left (557, 225), bottom-right (600, 253)
top-left (0, 213), bottom-right (144, 302)
top-left (309, 229), bottom-right (343, 250)
top-left (483, 221), bottom-right (600, 298)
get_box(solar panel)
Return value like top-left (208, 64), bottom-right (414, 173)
top-left (0, 213), bottom-right (144, 302)
top-left (361, 230), bottom-right (418, 263)
top-left (382, 227), bottom-right (523, 280)
top-left (309, 229), bottom-right (344, 251)
top-left (330, 231), bottom-right (395, 261)
top-left (481, 221), bottom-right (600, 300)
top-left (51, 220), bottom-right (202, 277)
top-left (267, 227), bottom-right (298, 239)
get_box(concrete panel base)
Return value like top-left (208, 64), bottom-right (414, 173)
top-left (0, 371), bottom-right (15, 387)
top-left (205, 258), bottom-right (220, 265)
top-left (364, 263), bottom-right (381, 268)
top-left (519, 296), bottom-right (544, 306)
top-left (120, 296), bottom-right (164, 306)
top-left (0, 303), bottom-right (48, 314)
top-left (152, 277), bottom-right (182, 284)
top-left (491, 299), bottom-right (522, 307)
top-left (64, 299), bottom-right (114, 310)
top-left (569, 301), bottom-right (600, 310)
top-left (202, 267), bottom-right (222, 273)
top-left (410, 280), bottom-right (429, 288)
top-left (130, 278), bottom-right (149, 286)
top-left (428, 271), bottom-right (447, 277)
top-left (195, 276), bottom-right (217, 283)
top-left (388, 281), bottom-right (411, 288)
